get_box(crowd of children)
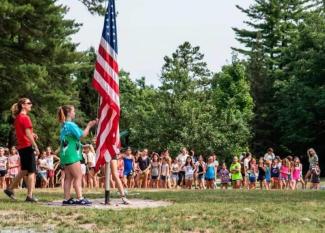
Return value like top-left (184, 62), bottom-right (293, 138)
top-left (0, 146), bottom-right (321, 191)
top-left (112, 147), bottom-right (321, 190)
top-left (0, 146), bottom-right (59, 190)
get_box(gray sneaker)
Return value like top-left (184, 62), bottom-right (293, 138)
top-left (4, 189), bottom-right (17, 200)
top-left (25, 196), bottom-right (38, 203)
top-left (121, 196), bottom-right (130, 205)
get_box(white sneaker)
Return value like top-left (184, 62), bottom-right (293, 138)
top-left (121, 196), bottom-right (130, 205)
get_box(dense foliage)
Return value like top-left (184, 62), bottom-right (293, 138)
top-left (233, 0), bottom-right (325, 171)
top-left (0, 0), bottom-right (83, 148)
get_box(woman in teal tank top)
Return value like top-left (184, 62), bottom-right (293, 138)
top-left (58, 105), bottom-right (97, 205)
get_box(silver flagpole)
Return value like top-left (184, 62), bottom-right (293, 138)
top-left (103, 0), bottom-right (110, 206)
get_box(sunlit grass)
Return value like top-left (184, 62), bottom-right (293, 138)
top-left (0, 188), bottom-right (325, 232)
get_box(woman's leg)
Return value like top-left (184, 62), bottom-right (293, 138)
top-left (110, 160), bottom-right (126, 196)
top-left (300, 179), bottom-right (306, 189)
top-left (150, 178), bottom-right (154, 188)
top-left (210, 180), bottom-right (213, 189)
top-left (63, 168), bottom-right (73, 200)
top-left (134, 174), bottom-right (139, 188)
top-left (61, 170), bottom-right (65, 189)
top-left (292, 180), bottom-right (296, 190)
top-left (69, 163), bottom-right (83, 199)
top-left (143, 171), bottom-right (149, 189)
top-left (0, 176), bottom-right (5, 189)
top-left (130, 176), bottom-right (134, 188)
top-left (5, 177), bottom-right (10, 188)
top-left (92, 173), bottom-right (98, 188)
top-left (49, 176), bottom-right (53, 188)
top-left (123, 176), bottom-right (128, 188)
top-left (88, 171), bottom-right (93, 189)
top-left (82, 174), bottom-right (87, 188)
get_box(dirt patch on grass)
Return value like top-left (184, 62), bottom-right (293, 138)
top-left (46, 198), bottom-right (172, 210)
top-left (0, 210), bottom-right (25, 217)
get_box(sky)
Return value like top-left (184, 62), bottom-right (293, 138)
top-left (59, 0), bottom-right (253, 86)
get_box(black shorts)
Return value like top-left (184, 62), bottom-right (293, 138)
top-left (18, 146), bottom-right (36, 173)
top-left (0, 170), bottom-right (7, 177)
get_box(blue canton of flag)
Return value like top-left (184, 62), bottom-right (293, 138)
top-left (102, 0), bottom-right (118, 53)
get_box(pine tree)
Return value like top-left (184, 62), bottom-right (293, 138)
top-left (233, 0), bottom-right (309, 154)
top-left (159, 42), bottom-right (213, 153)
top-left (273, 7), bottom-right (325, 157)
top-left (0, 0), bottom-right (82, 148)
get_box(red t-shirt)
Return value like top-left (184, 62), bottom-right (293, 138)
top-left (14, 113), bottom-right (33, 149)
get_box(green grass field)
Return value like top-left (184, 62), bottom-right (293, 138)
top-left (1, 188), bottom-right (325, 233)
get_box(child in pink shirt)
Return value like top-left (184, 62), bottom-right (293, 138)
top-left (7, 147), bottom-right (20, 187)
top-left (280, 158), bottom-right (290, 190)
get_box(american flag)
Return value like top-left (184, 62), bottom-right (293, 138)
top-left (93, 0), bottom-right (120, 171)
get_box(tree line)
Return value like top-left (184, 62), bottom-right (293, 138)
top-left (0, 0), bottom-right (324, 171)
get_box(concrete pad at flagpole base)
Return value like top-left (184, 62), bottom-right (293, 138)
top-left (46, 199), bottom-right (172, 210)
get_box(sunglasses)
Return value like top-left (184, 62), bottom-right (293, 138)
top-left (24, 102), bottom-right (32, 105)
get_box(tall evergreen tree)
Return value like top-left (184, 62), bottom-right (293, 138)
top-left (158, 42), bottom-right (213, 154)
top-left (233, 0), bottom-right (308, 154)
top-left (273, 8), bottom-right (325, 159)
top-left (0, 0), bottom-right (82, 148)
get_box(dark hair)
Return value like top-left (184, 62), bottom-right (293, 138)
top-left (185, 156), bottom-right (194, 168)
top-left (152, 153), bottom-right (159, 162)
top-left (57, 105), bottom-right (74, 123)
top-left (11, 98), bottom-right (29, 118)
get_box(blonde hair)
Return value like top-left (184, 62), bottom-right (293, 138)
top-left (11, 98), bottom-right (29, 118)
top-left (282, 158), bottom-right (289, 167)
top-left (57, 105), bottom-right (74, 123)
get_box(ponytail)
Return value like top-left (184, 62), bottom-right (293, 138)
top-left (11, 98), bottom-right (29, 118)
top-left (57, 107), bottom-right (65, 123)
top-left (57, 105), bottom-right (73, 123)
top-left (11, 103), bottom-right (19, 118)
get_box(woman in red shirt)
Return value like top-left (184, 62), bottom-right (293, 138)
top-left (4, 98), bottom-right (39, 202)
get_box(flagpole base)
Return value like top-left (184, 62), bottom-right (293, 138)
top-left (104, 190), bottom-right (110, 205)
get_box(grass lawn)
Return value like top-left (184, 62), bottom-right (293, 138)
top-left (1, 188), bottom-right (325, 233)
